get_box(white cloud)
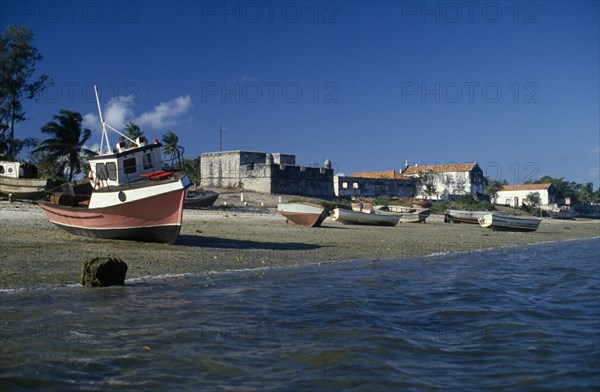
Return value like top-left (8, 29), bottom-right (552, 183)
top-left (82, 113), bottom-right (100, 133)
top-left (134, 95), bottom-right (192, 130)
top-left (104, 96), bottom-right (135, 129)
top-left (82, 95), bottom-right (192, 143)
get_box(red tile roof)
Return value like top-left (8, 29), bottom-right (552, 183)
top-left (402, 163), bottom-right (478, 175)
top-left (500, 183), bottom-right (552, 191)
top-left (350, 170), bottom-right (410, 179)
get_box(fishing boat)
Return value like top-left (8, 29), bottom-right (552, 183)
top-left (478, 213), bottom-right (541, 232)
top-left (375, 205), bottom-right (416, 213)
top-left (277, 202), bottom-right (329, 227)
top-left (184, 189), bottom-right (219, 208)
top-left (332, 208), bottom-right (399, 226)
top-left (374, 207), bottom-right (429, 223)
top-left (40, 86), bottom-right (190, 244)
top-left (548, 206), bottom-right (576, 220)
top-left (412, 199), bottom-right (433, 209)
top-left (351, 202), bottom-right (374, 213)
top-left (444, 209), bottom-right (493, 224)
top-left (0, 161), bottom-right (57, 200)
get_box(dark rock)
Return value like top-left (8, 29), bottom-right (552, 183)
top-left (81, 257), bottom-right (128, 287)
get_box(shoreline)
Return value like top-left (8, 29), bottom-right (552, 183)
top-left (1, 200), bottom-right (599, 290)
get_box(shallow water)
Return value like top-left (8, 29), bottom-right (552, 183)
top-left (1, 239), bottom-right (599, 391)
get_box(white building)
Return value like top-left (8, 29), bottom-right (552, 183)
top-left (401, 163), bottom-right (487, 200)
top-left (495, 183), bottom-right (554, 207)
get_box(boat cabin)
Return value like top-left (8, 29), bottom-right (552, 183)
top-left (0, 161), bottom-right (39, 179)
top-left (88, 137), bottom-right (165, 188)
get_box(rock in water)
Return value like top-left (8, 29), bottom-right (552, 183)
top-left (81, 257), bottom-right (128, 287)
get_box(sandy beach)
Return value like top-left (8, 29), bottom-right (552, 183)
top-left (0, 200), bottom-right (598, 290)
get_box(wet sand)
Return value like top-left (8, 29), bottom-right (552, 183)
top-left (1, 201), bottom-right (598, 290)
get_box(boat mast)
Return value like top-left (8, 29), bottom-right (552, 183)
top-left (94, 85), bottom-right (111, 155)
top-left (94, 85), bottom-right (139, 154)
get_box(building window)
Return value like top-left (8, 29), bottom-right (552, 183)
top-left (106, 162), bottom-right (117, 180)
top-left (142, 154), bottom-right (153, 170)
top-left (123, 157), bottom-right (137, 174)
top-left (342, 182), bottom-right (348, 189)
top-left (353, 182), bottom-right (359, 189)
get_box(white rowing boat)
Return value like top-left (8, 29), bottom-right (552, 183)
top-left (332, 208), bottom-right (399, 226)
top-left (478, 213), bottom-right (541, 232)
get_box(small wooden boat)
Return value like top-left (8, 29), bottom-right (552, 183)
top-left (0, 161), bottom-right (58, 200)
top-left (375, 205), bottom-right (416, 213)
top-left (277, 202), bottom-right (329, 227)
top-left (351, 202), bottom-right (374, 213)
top-left (478, 213), bottom-right (541, 232)
top-left (332, 208), bottom-right (399, 226)
top-left (548, 207), bottom-right (576, 220)
top-left (374, 208), bottom-right (429, 223)
top-left (184, 190), bottom-right (219, 208)
top-left (412, 199), bottom-right (433, 209)
top-left (444, 209), bottom-right (493, 224)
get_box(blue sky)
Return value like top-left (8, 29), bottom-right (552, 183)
top-left (2, 0), bottom-right (599, 186)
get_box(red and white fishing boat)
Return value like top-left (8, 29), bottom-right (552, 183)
top-left (40, 86), bottom-right (190, 244)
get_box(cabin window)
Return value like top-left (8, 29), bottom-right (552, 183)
top-left (0, 165), bottom-right (4, 174)
top-left (106, 162), bottom-right (117, 180)
top-left (353, 182), bottom-right (359, 189)
top-left (342, 182), bottom-right (348, 189)
top-left (123, 157), bottom-right (137, 174)
top-left (96, 163), bottom-right (108, 180)
top-left (142, 154), bottom-right (153, 170)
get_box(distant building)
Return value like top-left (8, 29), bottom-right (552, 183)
top-left (401, 162), bottom-right (487, 200)
top-left (200, 150), bottom-right (333, 198)
top-left (495, 183), bottom-right (555, 207)
top-left (334, 170), bottom-right (415, 198)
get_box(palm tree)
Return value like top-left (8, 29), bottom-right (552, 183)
top-left (161, 131), bottom-right (184, 169)
top-left (119, 121), bottom-right (143, 148)
top-left (33, 110), bottom-right (96, 181)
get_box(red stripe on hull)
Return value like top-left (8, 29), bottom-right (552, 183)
top-left (41, 189), bottom-right (186, 244)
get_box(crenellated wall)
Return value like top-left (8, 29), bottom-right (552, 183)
top-left (200, 150), bottom-right (333, 197)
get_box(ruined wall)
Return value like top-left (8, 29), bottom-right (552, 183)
top-left (201, 150), bottom-right (332, 197)
top-left (239, 162), bottom-right (272, 193)
top-left (201, 151), bottom-right (270, 188)
top-left (270, 164), bottom-right (334, 198)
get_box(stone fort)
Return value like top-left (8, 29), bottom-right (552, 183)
top-left (200, 151), bottom-right (334, 198)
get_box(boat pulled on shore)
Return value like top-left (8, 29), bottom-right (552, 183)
top-left (332, 208), bottom-right (400, 226)
top-left (40, 86), bottom-right (190, 244)
top-left (0, 161), bottom-right (59, 200)
top-left (277, 202), bottom-right (329, 227)
top-left (478, 212), bottom-right (541, 232)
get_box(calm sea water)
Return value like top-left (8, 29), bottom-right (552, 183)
top-left (1, 238), bottom-right (599, 391)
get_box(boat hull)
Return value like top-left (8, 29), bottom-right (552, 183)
top-left (41, 186), bottom-right (187, 244)
top-left (445, 210), bottom-right (491, 224)
top-left (478, 213), bottom-right (541, 232)
top-left (184, 190), bottom-right (219, 208)
top-left (374, 208), bottom-right (429, 223)
top-left (0, 177), bottom-right (54, 200)
top-left (332, 208), bottom-right (399, 226)
top-left (277, 203), bottom-right (329, 227)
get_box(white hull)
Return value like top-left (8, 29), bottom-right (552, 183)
top-left (332, 208), bottom-right (399, 226)
top-left (478, 213), bottom-right (541, 232)
top-left (445, 209), bottom-right (493, 224)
